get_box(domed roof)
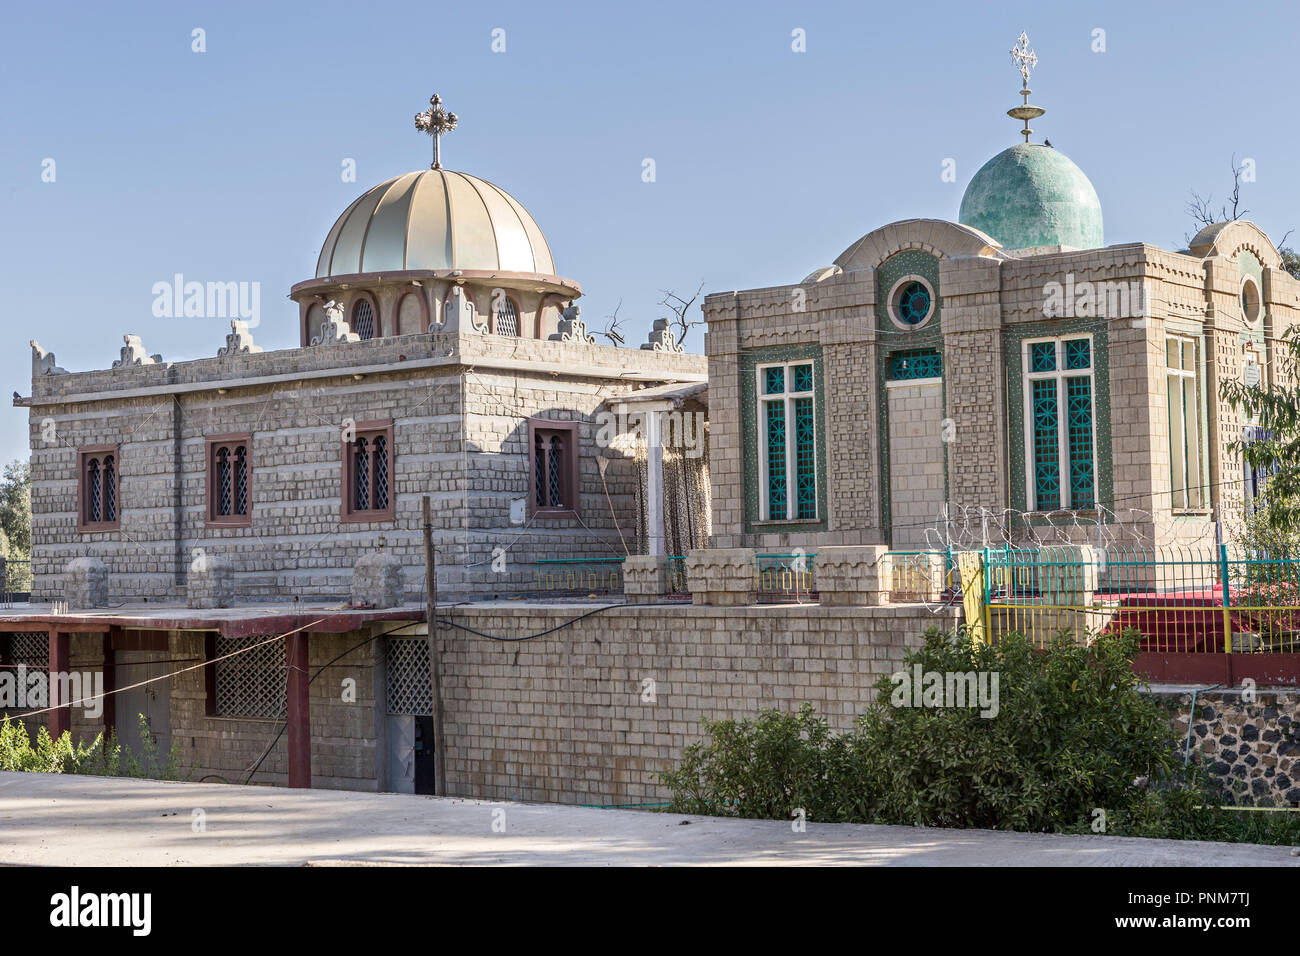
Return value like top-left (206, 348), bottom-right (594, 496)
top-left (959, 144), bottom-right (1103, 251)
top-left (316, 169), bottom-right (556, 278)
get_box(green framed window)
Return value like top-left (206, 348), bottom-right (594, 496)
top-left (1166, 336), bottom-right (1203, 510)
top-left (757, 362), bottom-right (818, 520)
top-left (1023, 336), bottom-right (1096, 511)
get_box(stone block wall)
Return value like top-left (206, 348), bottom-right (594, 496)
top-left (433, 603), bottom-right (959, 806)
top-left (1161, 688), bottom-right (1300, 806)
top-left (27, 331), bottom-right (705, 604)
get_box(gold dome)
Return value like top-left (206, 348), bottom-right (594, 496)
top-left (316, 169), bottom-right (557, 278)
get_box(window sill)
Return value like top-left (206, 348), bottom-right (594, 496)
top-left (1171, 509), bottom-right (1212, 517)
top-left (531, 509), bottom-right (580, 520)
top-left (341, 509), bottom-right (396, 524)
top-left (753, 518), bottom-right (819, 526)
top-left (78, 523), bottom-right (120, 534)
top-left (205, 518), bottom-right (252, 530)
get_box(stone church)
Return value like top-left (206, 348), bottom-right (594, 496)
top-left (21, 95), bottom-right (706, 607)
top-left (700, 35), bottom-right (1293, 557)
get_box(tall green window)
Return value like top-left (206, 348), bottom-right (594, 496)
top-left (758, 362), bottom-right (817, 520)
top-left (1024, 336), bottom-right (1096, 511)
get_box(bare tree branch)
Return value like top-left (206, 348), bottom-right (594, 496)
top-left (601, 298), bottom-right (625, 346)
top-left (659, 281), bottom-right (706, 348)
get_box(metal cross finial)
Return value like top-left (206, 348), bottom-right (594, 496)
top-left (1009, 32), bottom-right (1037, 89)
top-left (414, 93), bottom-right (458, 170)
top-left (1006, 32), bottom-right (1045, 143)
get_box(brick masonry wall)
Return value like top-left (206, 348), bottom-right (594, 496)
top-left (28, 331), bottom-right (705, 603)
top-left (886, 382), bottom-right (945, 550)
top-left (434, 603), bottom-right (959, 805)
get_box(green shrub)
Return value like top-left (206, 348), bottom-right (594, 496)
top-left (660, 628), bottom-right (1300, 844)
top-left (0, 714), bottom-right (188, 780)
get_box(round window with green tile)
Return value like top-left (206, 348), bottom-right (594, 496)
top-left (887, 275), bottom-right (937, 330)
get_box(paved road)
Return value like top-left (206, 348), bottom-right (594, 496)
top-left (0, 772), bottom-right (1295, 866)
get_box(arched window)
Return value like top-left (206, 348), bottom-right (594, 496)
top-left (78, 446), bottom-right (120, 531)
top-left (343, 421), bottom-right (395, 521)
top-left (529, 420), bottom-right (578, 515)
top-left (493, 295), bottom-right (520, 336)
top-left (207, 435), bottom-right (252, 526)
top-left (352, 298), bottom-right (376, 340)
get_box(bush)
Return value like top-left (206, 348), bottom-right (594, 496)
top-left (0, 714), bottom-right (188, 780)
top-left (660, 628), bottom-right (1300, 844)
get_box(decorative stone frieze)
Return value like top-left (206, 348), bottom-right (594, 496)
top-left (309, 301), bottom-right (359, 345)
top-left (217, 320), bottom-right (263, 357)
top-left (112, 334), bottom-right (162, 368)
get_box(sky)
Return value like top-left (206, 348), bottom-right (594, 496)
top-left (1, 0), bottom-right (1297, 467)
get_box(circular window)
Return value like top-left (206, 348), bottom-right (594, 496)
top-left (1241, 276), bottom-right (1262, 326)
top-left (888, 276), bottom-right (936, 330)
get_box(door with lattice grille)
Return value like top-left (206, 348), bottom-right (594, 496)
top-left (384, 638), bottom-right (435, 794)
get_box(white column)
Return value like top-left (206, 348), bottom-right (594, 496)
top-left (647, 410), bottom-right (664, 557)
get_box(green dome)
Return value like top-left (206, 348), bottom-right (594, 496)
top-left (959, 143), bottom-right (1103, 251)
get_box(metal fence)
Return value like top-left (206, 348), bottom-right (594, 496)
top-left (753, 553), bottom-right (817, 604)
top-left (533, 557), bottom-right (625, 596)
top-left (977, 544), bottom-right (1300, 653)
top-left (0, 558), bottom-right (31, 605)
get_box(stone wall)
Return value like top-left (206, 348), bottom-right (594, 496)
top-left (431, 602), bottom-right (959, 805)
top-left (1161, 688), bottom-right (1300, 806)
top-left (27, 330), bottom-right (705, 603)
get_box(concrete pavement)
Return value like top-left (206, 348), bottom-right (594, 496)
top-left (0, 772), bottom-right (1295, 866)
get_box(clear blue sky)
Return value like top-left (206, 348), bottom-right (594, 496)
top-left (2, 0), bottom-right (1295, 468)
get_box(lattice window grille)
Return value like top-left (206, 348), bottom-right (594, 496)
top-left (214, 635), bottom-right (286, 718)
top-left (889, 349), bottom-right (942, 381)
top-left (373, 436), bottom-right (388, 510)
top-left (103, 456), bottom-right (116, 521)
top-left (353, 299), bottom-right (375, 340)
top-left (354, 438), bottom-right (370, 510)
top-left (386, 638), bottom-right (432, 716)
top-left (494, 298), bottom-right (519, 336)
top-left (88, 459), bottom-right (101, 523)
top-left (6, 632), bottom-right (48, 670)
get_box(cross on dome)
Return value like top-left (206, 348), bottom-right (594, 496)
top-left (414, 94), bottom-right (458, 170)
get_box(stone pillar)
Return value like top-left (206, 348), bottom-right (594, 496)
top-left (623, 555), bottom-right (674, 603)
top-left (285, 631), bottom-right (311, 789)
top-left (1037, 544), bottom-right (1100, 637)
top-left (352, 550), bottom-right (404, 608)
top-left (815, 545), bottom-right (891, 606)
top-left (187, 554), bottom-right (233, 608)
top-left (685, 548), bottom-right (755, 606)
top-left (48, 630), bottom-right (70, 739)
top-left (63, 557), bottom-right (107, 608)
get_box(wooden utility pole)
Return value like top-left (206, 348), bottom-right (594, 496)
top-left (422, 495), bottom-right (448, 795)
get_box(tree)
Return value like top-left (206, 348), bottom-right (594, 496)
top-left (1184, 156), bottom-right (1299, 278)
top-left (1221, 330), bottom-right (1300, 538)
top-left (659, 281), bottom-right (706, 348)
top-left (0, 461), bottom-right (31, 558)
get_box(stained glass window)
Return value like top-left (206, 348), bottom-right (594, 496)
top-left (758, 362), bottom-right (817, 521)
top-left (894, 281), bottom-right (932, 326)
top-left (889, 349), bottom-right (943, 380)
top-left (1025, 338), bottom-right (1096, 512)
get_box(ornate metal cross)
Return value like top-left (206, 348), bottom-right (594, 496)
top-left (414, 94), bottom-right (458, 170)
top-left (1009, 32), bottom-right (1037, 90)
